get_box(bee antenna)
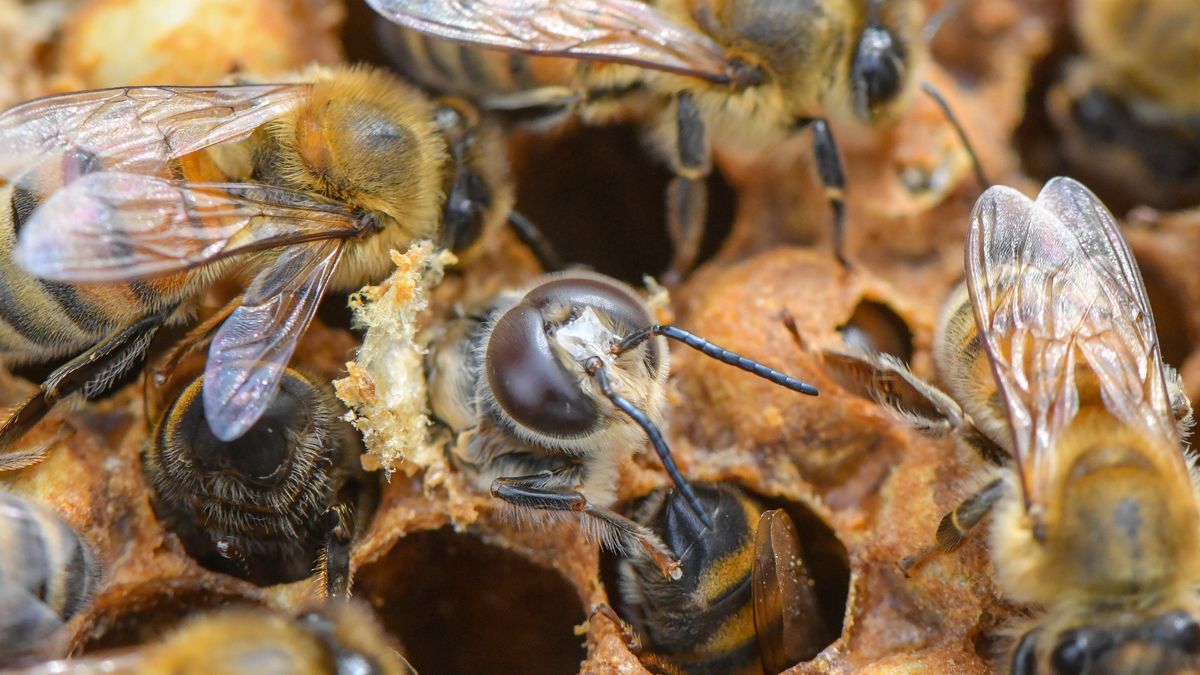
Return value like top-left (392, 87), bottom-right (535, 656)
top-left (922, 0), bottom-right (971, 43)
top-left (919, 81), bottom-right (990, 190)
top-left (615, 325), bottom-right (819, 397)
top-left (586, 358), bottom-right (714, 529)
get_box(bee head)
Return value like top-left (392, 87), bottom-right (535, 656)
top-left (849, 0), bottom-right (918, 122)
top-left (485, 273), bottom-right (665, 444)
top-left (1017, 612), bottom-right (1200, 675)
top-left (286, 69), bottom-right (448, 241)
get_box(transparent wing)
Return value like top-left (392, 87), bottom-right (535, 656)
top-left (0, 83), bottom-right (306, 187)
top-left (203, 239), bottom-right (345, 442)
top-left (366, 0), bottom-right (735, 83)
top-left (15, 173), bottom-right (359, 282)
top-left (0, 585), bottom-right (66, 651)
top-left (965, 178), bottom-right (1181, 512)
top-left (752, 509), bottom-right (827, 671)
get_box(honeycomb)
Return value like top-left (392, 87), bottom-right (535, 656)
top-left (1, 0), bottom-right (1198, 672)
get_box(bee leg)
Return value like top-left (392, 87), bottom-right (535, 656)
top-left (318, 504), bottom-right (355, 598)
top-left (900, 478), bottom-right (1004, 573)
top-left (795, 117), bottom-right (848, 267)
top-left (507, 210), bottom-right (564, 272)
top-left (918, 81), bottom-right (990, 189)
top-left (663, 90), bottom-right (711, 284)
top-left (819, 349), bottom-right (1008, 465)
top-left (0, 306), bottom-right (173, 468)
top-left (491, 474), bottom-right (680, 579)
top-left (590, 604), bottom-right (683, 675)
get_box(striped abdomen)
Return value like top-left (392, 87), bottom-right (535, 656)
top-left (621, 485), bottom-right (766, 675)
top-left (376, 23), bottom-right (581, 104)
top-left (0, 153), bottom-right (227, 362)
top-left (144, 370), bottom-right (358, 586)
top-left (0, 492), bottom-right (100, 659)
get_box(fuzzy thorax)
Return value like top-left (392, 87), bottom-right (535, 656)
top-left (263, 67), bottom-right (450, 290)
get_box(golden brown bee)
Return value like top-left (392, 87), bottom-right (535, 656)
top-left (425, 270), bottom-right (817, 577)
top-left (1047, 0), bottom-right (1200, 209)
top-left (0, 492), bottom-right (100, 664)
top-left (0, 64), bottom-right (529, 464)
top-left (144, 368), bottom-right (374, 596)
top-left (827, 177), bottom-right (1200, 672)
top-left (599, 483), bottom-right (834, 675)
top-left (368, 0), bottom-right (986, 274)
top-left (12, 601), bottom-right (417, 675)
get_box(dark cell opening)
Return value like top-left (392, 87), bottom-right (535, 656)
top-left (509, 123), bottom-right (737, 285)
top-left (838, 299), bottom-right (914, 363)
top-left (80, 586), bottom-right (259, 653)
top-left (355, 528), bottom-right (587, 675)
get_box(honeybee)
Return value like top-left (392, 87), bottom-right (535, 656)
top-left (144, 367), bottom-right (374, 596)
top-left (426, 271), bottom-right (818, 577)
top-left (0, 492), bottom-right (100, 663)
top-left (597, 483), bottom-right (834, 675)
top-left (12, 601), bottom-right (417, 674)
top-left (0, 64), bottom-right (534, 464)
top-left (1047, 0), bottom-right (1200, 209)
top-left (828, 177), bottom-right (1200, 672)
top-left (368, 0), bottom-right (987, 274)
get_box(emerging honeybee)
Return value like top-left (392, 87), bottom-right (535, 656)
top-left (368, 0), bottom-right (986, 274)
top-left (12, 601), bottom-right (417, 675)
top-left (1047, 0), bottom-right (1200, 209)
top-left (597, 483), bottom-right (834, 675)
top-left (0, 492), bottom-right (100, 664)
top-left (0, 64), bottom-right (537, 465)
top-left (425, 271), bottom-right (817, 577)
top-left (144, 367), bottom-right (374, 596)
top-left (827, 177), bottom-right (1200, 672)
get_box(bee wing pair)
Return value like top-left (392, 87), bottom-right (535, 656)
top-left (967, 176), bottom-right (1184, 513)
top-left (0, 86), bottom-right (363, 442)
top-left (753, 509), bottom-right (829, 670)
top-left (366, 0), bottom-right (737, 83)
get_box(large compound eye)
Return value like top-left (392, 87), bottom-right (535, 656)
top-left (1051, 629), bottom-right (1106, 675)
top-left (1159, 612), bottom-right (1200, 655)
top-left (486, 304), bottom-right (598, 438)
top-left (851, 26), bottom-right (906, 119)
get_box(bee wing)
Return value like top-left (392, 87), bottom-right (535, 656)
top-left (0, 83), bottom-right (306, 189)
top-left (0, 585), bottom-right (67, 653)
top-left (203, 239), bottom-right (345, 442)
top-left (366, 0), bottom-right (735, 83)
top-left (15, 173), bottom-right (360, 283)
top-left (965, 177), bottom-right (1181, 512)
top-left (752, 509), bottom-right (826, 671)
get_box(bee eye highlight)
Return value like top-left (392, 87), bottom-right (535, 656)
top-left (486, 304), bottom-right (598, 438)
top-left (1051, 629), bottom-right (1106, 675)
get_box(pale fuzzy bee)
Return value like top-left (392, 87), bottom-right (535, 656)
top-left (368, 0), bottom-right (987, 275)
top-left (0, 64), bottom-right (529, 466)
top-left (0, 492), bottom-right (100, 664)
top-left (144, 368), bottom-right (374, 597)
top-left (426, 271), bottom-right (817, 577)
top-left (825, 177), bottom-right (1200, 673)
top-left (9, 601), bottom-right (417, 675)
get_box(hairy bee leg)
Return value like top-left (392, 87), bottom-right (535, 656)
top-left (0, 393), bottom-right (55, 470)
top-left (796, 117), bottom-right (848, 267)
top-left (590, 604), bottom-right (683, 675)
top-left (663, 91), bottom-right (711, 284)
top-left (507, 210), bottom-right (564, 272)
top-left (319, 505), bottom-right (354, 598)
top-left (0, 306), bottom-right (173, 467)
top-left (900, 478), bottom-right (1004, 573)
top-left (491, 475), bottom-right (680, 579)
